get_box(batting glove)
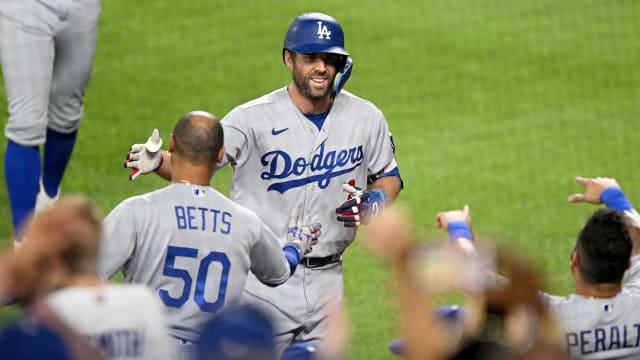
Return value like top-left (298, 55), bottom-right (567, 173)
top-left (335, 183), bottom-right (387, 227)
top-left (286, 207), bottom-right (322, 255)
top-left (124, 129), bottom-right (163, 181)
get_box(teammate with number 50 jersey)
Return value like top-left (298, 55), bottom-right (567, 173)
top-left (98, 111), bottom-right (320, 359)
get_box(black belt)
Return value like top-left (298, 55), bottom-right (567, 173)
top-left (302, 253), bottom-right (342, 268)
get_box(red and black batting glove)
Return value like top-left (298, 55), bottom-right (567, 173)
top-left (335, 183), bottom-right (387, 227)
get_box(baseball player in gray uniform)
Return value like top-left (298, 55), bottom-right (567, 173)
top-left (0, 0), bottom-right (101, 244)
top-left (123, 12), bottom-right (403, 351)
top-left (436, 176), bottom-right (640, 359)
top-left (102, 111), bottom-right (321, 359)
top-left (0, 195), bottom-right (173, 360)
top-left (544, 177), bottom-right (640, 359)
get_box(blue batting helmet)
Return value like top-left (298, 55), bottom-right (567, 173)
top-left (196, 305), bottom-right (277, 360)
top-left (283, 12), bottom-right (349, 71)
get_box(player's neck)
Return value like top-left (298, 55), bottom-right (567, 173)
top-left (287, 83), bottom-right (333, 115)
top-left (574, 276), bottom-right (622, 299)
top-left (171, 161), bottom-right (212, 186)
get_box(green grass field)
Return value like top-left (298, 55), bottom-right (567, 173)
top-left (1, 1), bottom-right (639, 358)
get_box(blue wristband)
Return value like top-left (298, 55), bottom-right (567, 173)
top-left (283, 244), bottom-right (302, 275)
top-left (600, 187), bottom-right (633, 211)
top-left (447, 221), bottom-right (473, 243)
top-left (372, 188), bottom-right (388, 204)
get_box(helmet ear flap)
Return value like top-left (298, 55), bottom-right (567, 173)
top-left (336, 55), bottom-right (348, 73)
top-left (333, 56), bottom-right (353, 96)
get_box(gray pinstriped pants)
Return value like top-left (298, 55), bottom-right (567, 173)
top-left (0, 0), bottom-right (101, 146)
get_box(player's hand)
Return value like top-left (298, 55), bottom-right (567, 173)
top-left (124, 129), bottom-right (163, 181)
top-left (287, 207), bottom-right (322, 255)
top-left (435, 205), bottom-right (472, 230)
top-left (567, 176), bottom-right (620, 204)
top-left (335, 183), bottom-right (387, 227)
top-left (436, 205), bottom-right (476, 252)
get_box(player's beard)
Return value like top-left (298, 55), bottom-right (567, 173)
top-left (292, 67), bottom-right (334, 101)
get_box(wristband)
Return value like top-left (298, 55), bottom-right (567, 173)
top-left (154, 152), bottom-right (164, 172)
top-left (374, 188), bottom-right (388, 204)
top-left (600, 187), bottom-right (633, 211)
top-left (447, 221), bottom-right (473, 243)
top-left (283, 243), bottom-right (302, 274)
top-left (373, 188), bottom-right (387, 210)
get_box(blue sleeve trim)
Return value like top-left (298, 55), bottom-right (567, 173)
top-left (447, 221), bottom-right (473, 243)
top-left (367, 167), bottom-right (404, 189)
top-left (601, 187), bottom-right (633, 211)
top-left (283, 244), bottom-right (302, 275)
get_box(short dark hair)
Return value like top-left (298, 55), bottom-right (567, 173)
top-left (172, 111), bottom-right (223, 166)
top-left (576, 208), bottom-right (632, 284)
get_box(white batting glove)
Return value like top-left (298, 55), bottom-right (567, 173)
top-left (124, 129), bottom-right (163, 181)
top-left (286, 207), bottom-right (322, 255)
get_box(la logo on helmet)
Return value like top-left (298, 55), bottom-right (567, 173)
top-left (316, 21), bottom-right (331, 39)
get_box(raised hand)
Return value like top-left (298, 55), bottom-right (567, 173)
top-left (124, 129), bottom-right (163, 180)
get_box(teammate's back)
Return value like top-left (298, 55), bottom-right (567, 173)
top-left (543, 285), bottom-right (640, 359)
top-left (99, 111), bottom-right (319, 353)
top-left (46, 284), bottom-right (172, 360)
top-left (98, 182), bottom-right (291, 341)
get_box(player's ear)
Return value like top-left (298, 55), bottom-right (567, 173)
top-left (284, 50), bottom-right (294, 69)
top-left (168, 133), bottom-right (175, 153)
top-left (216, 146), bottom-right (225, 163)
top-left (569, 251), bottom-right (578, 267)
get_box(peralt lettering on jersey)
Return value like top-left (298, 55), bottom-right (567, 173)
top-left (317, 21), bottom-right (331, 39)
top-left (566, 323), bottom-right (640, 357)
top-left (260, 143), bottom-right (364, 193)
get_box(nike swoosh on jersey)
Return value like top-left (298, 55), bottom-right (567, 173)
top-left (271, 127), bottom-right (289, 135)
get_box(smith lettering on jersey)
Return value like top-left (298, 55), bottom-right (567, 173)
top-left (260, 143), bottom-right (364, 193)
top-left (86, 328), bottom-right (144, 358)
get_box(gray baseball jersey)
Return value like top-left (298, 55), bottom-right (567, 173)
top-left (541, 255), bottom-right (640, 359)
top-left (222, 87), bottom-right (398, 256)
top-left (44, 284), bottom-right (173, 360)
top-left (97, 183), bottom-right (291, 342)
top-left (0, 0), bottom-right (100, 146)
top-left (221, 87), bottom-right (399, 346)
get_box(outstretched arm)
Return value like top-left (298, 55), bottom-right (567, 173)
top-left (153, 151), bottom-right (173, 181)
top-left (568, 176), bottom-right (640, 256)
top-left (363, 206), bottom-right (445, 360)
